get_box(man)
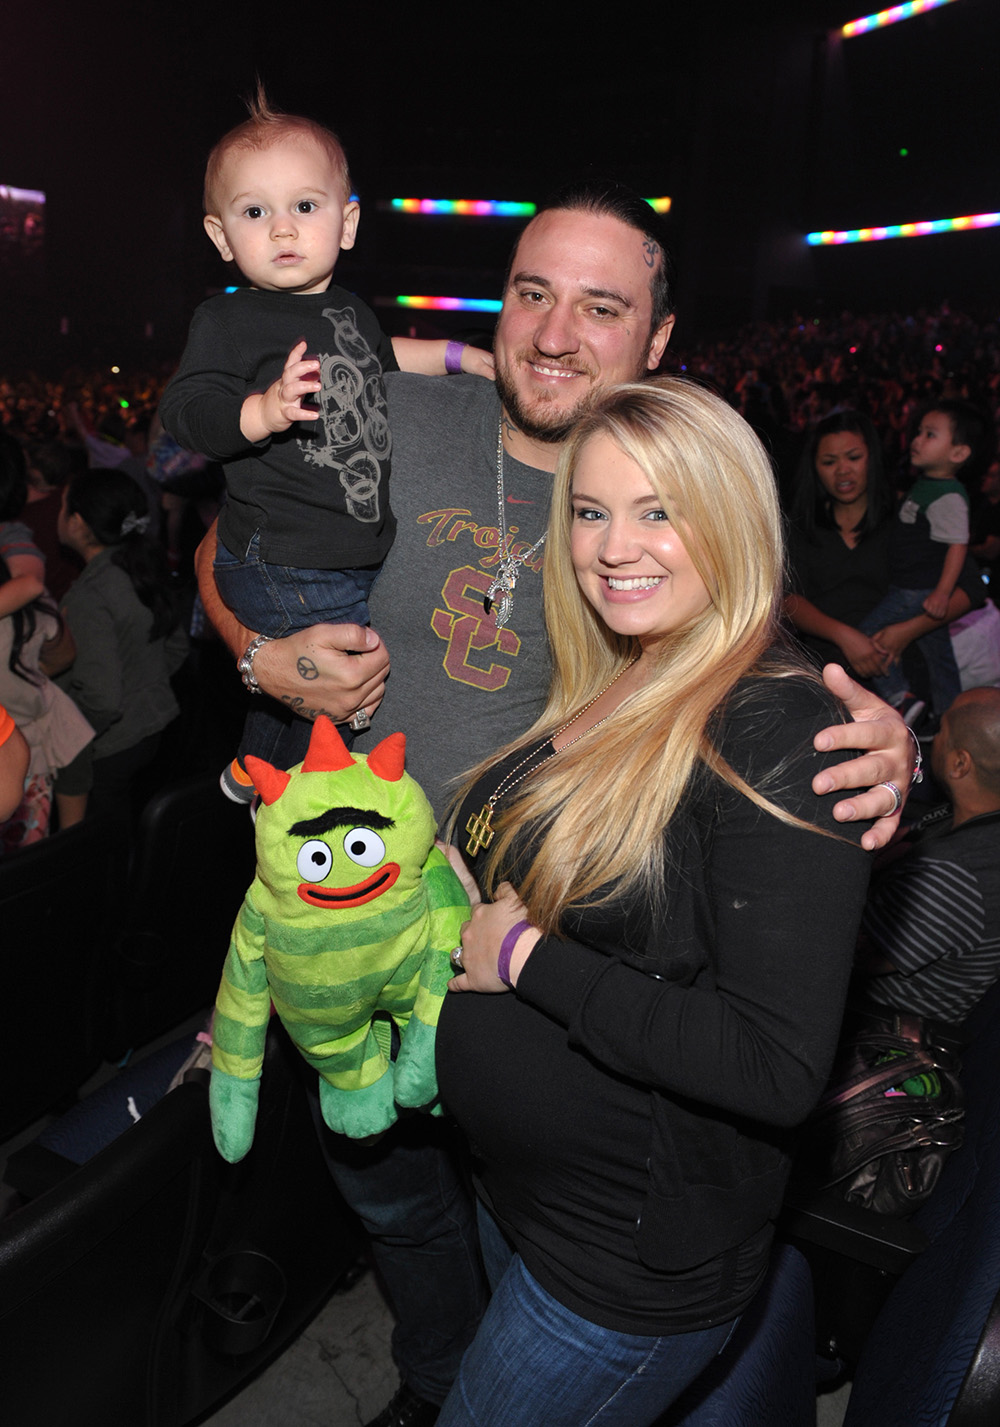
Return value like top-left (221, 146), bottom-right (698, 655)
top-left (860, 687), bottom-right (1000, 1025)
top-left (198, 180), bottom-right (915, 1427)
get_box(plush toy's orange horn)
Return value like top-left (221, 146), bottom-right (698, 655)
top-left (301, 715), bottom-right (354, 774)
top-left (243, 756), bottom-right (291, 806)
top-left (367, 732), bottom-right (406, 782)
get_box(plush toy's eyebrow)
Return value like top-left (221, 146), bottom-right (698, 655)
top-left (288, 806), bottom-right (396, 838)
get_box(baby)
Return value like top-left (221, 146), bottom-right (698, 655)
top-left (161, 93), bottom-right (491, 798)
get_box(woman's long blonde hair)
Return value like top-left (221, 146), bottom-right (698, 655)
top-left (457, 376), bottom-right (822, 933)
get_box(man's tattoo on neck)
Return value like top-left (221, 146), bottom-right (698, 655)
top-left (642, 240), bottom-right (660, 269)
top-left (297, 656), bottom-right (319, 681)
top-left (503, 415), bottom-right (520, 440)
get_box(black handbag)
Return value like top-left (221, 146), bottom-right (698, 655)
top-left (798, 1010), bottom-right (965, 1217)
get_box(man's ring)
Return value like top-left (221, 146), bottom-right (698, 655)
top-left (877, 781), bottom-right (903, 817)
top-left (349, 707), bottom-right (370, 732)
top-left (450, 946), bottom-right (465, 973)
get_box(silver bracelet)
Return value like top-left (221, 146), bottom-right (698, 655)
top-left (906, 725), bottom-right (924, 785)
top-left (237, 634), bottom-right (274, 694)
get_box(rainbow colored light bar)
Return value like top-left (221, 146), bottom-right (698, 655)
top-left (389, 196), bottom-right (672, 217)
top-left (841, 0), bottom-right (958, 38)
top-left (395, 296), bottom-right (503, 313)
top-left (808, 211), bottom-right (1000, 245)
top-left (391, 199), bottom-right (536, 218)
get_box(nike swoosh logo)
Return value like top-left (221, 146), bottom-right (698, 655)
top-left (506, 495), bottom-right (534, 504)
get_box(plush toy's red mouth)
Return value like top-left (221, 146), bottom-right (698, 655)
top-left (297, 863), bottom-right (400, 909)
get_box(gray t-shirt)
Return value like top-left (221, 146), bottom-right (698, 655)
top-left (354, 373), bottom-right (552, 819)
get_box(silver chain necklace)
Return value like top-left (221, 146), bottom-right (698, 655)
top-left (483, 422), bottom-right (547, 629)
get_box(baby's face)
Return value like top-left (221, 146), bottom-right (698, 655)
top-left (204, 135), bottom-right (359, 295)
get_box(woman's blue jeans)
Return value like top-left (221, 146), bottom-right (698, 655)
top-left (436, 1206), bottom-right (738, 1427)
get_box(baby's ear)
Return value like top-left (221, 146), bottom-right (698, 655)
top-left (203, 213), bottom-right (234, 263)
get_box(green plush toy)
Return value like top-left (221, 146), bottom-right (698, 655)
top-left (210, 716), bottom-right (469, 1162)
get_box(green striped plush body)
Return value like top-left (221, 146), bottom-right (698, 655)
top-left (209, 723), bottom-right (469, 1160)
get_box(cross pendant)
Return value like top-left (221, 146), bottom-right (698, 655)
top-left (465, 804), bottom-right (496, 856)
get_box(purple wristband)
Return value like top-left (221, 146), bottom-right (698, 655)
top-left (445, 340), bottom-right (466, 375)
top-left (498, 919), bottom-right (533, 988)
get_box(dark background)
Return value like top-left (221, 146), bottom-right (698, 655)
top-left (3, 0), bottom-right (998, 370)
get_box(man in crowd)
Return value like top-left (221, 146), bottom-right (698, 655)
top-left (860, 687), bottom-right (1000, 1026)
top-left (198, 180), bottom-right (915, 1427)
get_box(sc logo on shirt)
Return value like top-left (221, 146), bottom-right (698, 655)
top-left (430, 567), bottom-right (521, 690)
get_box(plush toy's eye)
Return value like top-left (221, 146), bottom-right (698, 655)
top-left (296, 839), bottom-right (334, 882)
top-left (343, 828), bottom-right (386, 867)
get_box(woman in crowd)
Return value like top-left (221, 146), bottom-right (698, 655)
top-left (54, 469), bottom-right (186, 824)
top-left (785, 411), bottom-right (895, 679)
top-left (435, 378), bottom-right (877, 1427)
top-left (0, 554), bottom-right (92, 851)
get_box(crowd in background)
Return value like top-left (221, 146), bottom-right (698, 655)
top-left (0, 300), bottom-right (998, 855)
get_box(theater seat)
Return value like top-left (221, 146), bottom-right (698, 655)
top-left (1, 816), bottom-right (127, 1141)
top-left (0, 1078), bottom-right (218, 1427)
top-left (1, 1021), bottom-right (363, 1426)
top-left (102, 773), bottom-right (255, 1058)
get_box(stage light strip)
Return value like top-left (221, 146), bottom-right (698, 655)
top-left (390, 199), bottom-right (536, 217)
top-left (807, 211), bottom-right (1000, 245)
top-left (395, 296), bottom-right (504, 313)
top-left (0, 185), bottom-right (45, 203)
top-left (841, 0), bottom-right (959, 38)
top-left (388, 197), bottom-right (672, 217)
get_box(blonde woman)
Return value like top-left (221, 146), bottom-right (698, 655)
top-left (435, 378), bottom-right (875, 1427)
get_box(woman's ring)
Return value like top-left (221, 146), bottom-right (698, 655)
top-left (349, 707), bottom-right (370, 732)
top-left (450, 946), bottom-right (465, 973)
top-left (877, 781), bottom-right (903, 817)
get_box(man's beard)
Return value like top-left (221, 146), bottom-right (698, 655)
top-left (494, 348), bottom-right (652, 446)
top-left (493, 356), bottom-right (596, 445)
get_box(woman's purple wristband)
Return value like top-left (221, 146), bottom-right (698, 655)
top-left (498, 920), bottom-right (533, 988)
top-left (445, 341), bottom-right (466, 375)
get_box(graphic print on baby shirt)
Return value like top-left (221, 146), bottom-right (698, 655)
top-left (299, 305), bottom-right (391, 524)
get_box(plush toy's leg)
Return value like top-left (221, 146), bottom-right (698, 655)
top-left (319, 1069), bottom-right (398, 1138)
top-left (392, 1015), bottom-right (439, 1111)
top-left (210, 1068), bottom-right (261, 1163)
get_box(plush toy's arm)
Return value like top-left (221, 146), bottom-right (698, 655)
top-left (210, 892), bottom-right (271, 1163)
top-left (393, 847), bottom-right (470, 1112)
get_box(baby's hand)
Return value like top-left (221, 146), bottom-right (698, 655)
top-left (242, 340), bottom-right (321, 442)
top-left (921, 592), bottom-right (948, 621)
top-left (461, 346), bottom-right (495, 380)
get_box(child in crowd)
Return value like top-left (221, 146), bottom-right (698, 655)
top-left (859, 399), bottom-right (986, 725)
top-left (160, 92), bottom-right (492, 801)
